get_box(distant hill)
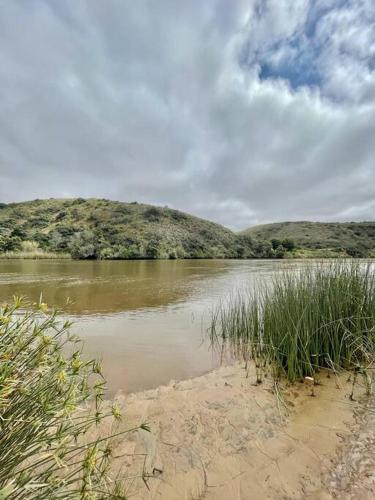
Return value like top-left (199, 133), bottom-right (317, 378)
top-left (242, 221), bottom-right (375, 257)
top-left (0, 198), bottom-right (259, 259)
top-left (1, 200), bottom-right (373, 260)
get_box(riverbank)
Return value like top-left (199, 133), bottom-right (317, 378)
top-left (98, 362), bottom-right (373, 499)
top-left (0, 252), bottom-right (372, 260)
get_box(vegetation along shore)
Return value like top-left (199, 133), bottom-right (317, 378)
top-left (0, 198), bottom-right (374, 260)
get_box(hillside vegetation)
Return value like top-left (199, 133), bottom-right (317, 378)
top-left (1, 200), bottom-right (373, 260)
top-left (242, 221), bottom-right (375, 258)
top-left (0, 198), bottom-right (272, 260)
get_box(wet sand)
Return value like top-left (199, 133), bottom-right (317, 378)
top-left (96, 363), bottom-right (374, 499)
top-left (326, 396), bottom-right (375, 499)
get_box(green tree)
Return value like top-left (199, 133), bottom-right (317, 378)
top-left (145, 241), bottom-right (160, 259)
top-left (254, 240), bottom-right (274, 258)
top-left (271, 238), bottom-right (282, 250)
top-left (275, 245), bottom-right (286, 259)
top-left (282, 238), bottom-right (296, 252)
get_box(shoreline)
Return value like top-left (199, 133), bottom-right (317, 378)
top-left (1, 255), bottom-right (373, 261)
top-left (96, 362), bottom-right (374, 499)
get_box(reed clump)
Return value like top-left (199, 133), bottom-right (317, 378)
top-left (0, 241), bottom-right (70, 259)
top-left (0, 250), bottom-right (71, 259)
top-left (211, 262), bottom-right (375, 385)
top-left (0, 298), bottom-right (147, 499)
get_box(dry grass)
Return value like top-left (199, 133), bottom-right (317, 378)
top-left (0, 250), bottom-right (71, 259)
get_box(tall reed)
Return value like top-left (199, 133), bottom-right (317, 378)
top-left (0, 298), bottom-right (147, 499)
top-left (210, 262), bottom-right (375, 383)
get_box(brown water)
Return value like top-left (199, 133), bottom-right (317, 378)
top-left (0, 259), bottom-right (307, 395)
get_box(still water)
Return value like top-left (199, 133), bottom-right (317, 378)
top-left (0, 259), bottom-right (306, 395)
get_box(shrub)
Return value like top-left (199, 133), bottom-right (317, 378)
top-left (56, 225), bottom-right (76, 238)
top-left (0, 298), bottom-right (148, 498)
top-left (168, 249), bottom-right (177, 259)
top-left (118, 244), bottom-right (142, 259)
top-left (11, 227), bottom-right (27, 239)
top-left (145, 242), bottom-right (160, 259)
top-left (143, 207), bottom-right (162, 222)
top-left (274, 245), bottom-right (286, 259)
top-left (281, 238), bottom-right (296, 252)
top-left (254, 240), bottom-right (274, 258)
top-left (29, 216), bottom-right (49, 228)
top-left (346, 246), bottom-right (367, 258)
top-left (73, 198), bottom-right (86, 205)
top-left (33, 233), bottom-right (51, 250)
top-left (0, 235), bottom-right (22, 252)
top-left (98, 247), bottom-right (116, 259)
top-left (54, 211), bottom-right (67, 222)
top-left (235, 235), bottom-right (255, 258)
top-left (271, 239), bottom-right (282, 250)
top-left (69, 231), bottom-right (98, 259)
top-left (170, 210), bottom-right (187, 222)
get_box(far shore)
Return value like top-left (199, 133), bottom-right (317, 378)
top-left (0, 252), bottom-right (371, 261)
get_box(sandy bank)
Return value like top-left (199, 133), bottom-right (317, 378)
top-left (102, 363), bottom-right (374, 499)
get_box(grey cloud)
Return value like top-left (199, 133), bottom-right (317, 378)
top-left (0, 0), bottom-right (374, 230)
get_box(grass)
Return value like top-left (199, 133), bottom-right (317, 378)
top-left (0, 298), bottom-right (148, 499)
top-left (0, 241), bottom-right (70, 259)
top-left (0, 250), bottom-right (71, 259)
top-left (210, 262), bottom-right (375, 387)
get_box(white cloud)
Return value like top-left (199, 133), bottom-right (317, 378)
top-left (315, 0), bottom-right (375, 102)
top-left (0, 0), bottom-right (374, 229)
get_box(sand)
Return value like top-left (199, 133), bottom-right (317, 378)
top-left (100, 363), bottom-right (374, 499)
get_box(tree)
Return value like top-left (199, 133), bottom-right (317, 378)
top-left (275, 245), bottom-right (286, 259)
top-left (282, 238), bottom-right (296, 252)
top-left (254, 240), bottom-right (274, 258)
top-left (145, 241), bottom-right (160, 259)
top-left (235, 235), bottom-right (255, 258)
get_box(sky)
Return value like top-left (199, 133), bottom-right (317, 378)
top-left (0, 0), bottom-right (374, 230)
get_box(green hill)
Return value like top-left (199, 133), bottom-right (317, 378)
top-left (2, 200), bottom-right (372, 260)
top-left (0, 198), bottom-right (258, 259)
top-left (242, 221), bottom-right (375, 257)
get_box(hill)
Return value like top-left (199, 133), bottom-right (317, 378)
top-left (0, 198), bottom-right (261, 259)
top-left (2, 200), bottom-right (372, 260)
top-left (242, 221), bottom-right (375, 257)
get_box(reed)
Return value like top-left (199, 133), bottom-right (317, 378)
top-left (0, 251), bottom-right (70, 259)
top-left (0, 298), bottom-right (147, 499)
top-left (210, 262), bottom-right (375, 384)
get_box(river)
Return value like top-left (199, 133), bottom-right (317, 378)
top-left (0, 259), bottom-right (312, 394)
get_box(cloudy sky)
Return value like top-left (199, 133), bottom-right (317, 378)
top-left (0, 0), bottom-right (374, 229)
